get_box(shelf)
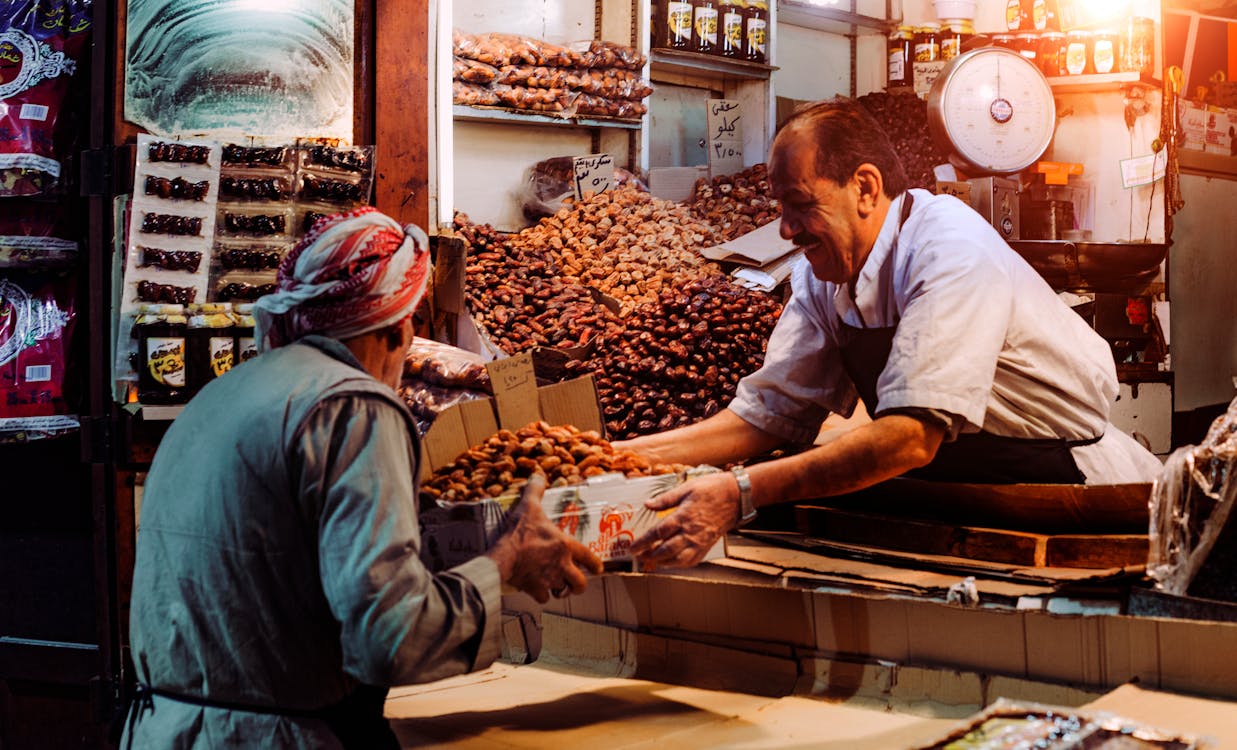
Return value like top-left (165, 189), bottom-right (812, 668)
top-left (452, 105), bottom-right (642, 130)
top-left (1046, 72), bottom-right (1161, 94)
top-left (136, 404), bottom-right (185, 421)
top-left (1178, 148), bottom-right (1237, 179)
top-left (777, 2), bottom-right (889, 36)
top-left (650, 49), bottom-right (777, 81)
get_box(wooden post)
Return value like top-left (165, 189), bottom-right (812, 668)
top-left (374, 0), bottom-right (431, 229)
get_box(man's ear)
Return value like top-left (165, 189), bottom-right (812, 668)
top-left (853, 163), bottom-right (884, 217)
top-left (384, 323), bottom-right (406, 352)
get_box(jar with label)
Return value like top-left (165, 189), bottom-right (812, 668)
top-left (1027, 0), bottom-right (1048, 30)
top-left (888, 25), bottom-right (914, 87)
top-left (743, 0), bottom-right (768, 63)
top-left (233, 303), bottom-right (259, 365)
top-left (1038, 30), bottom-right (1066, 77)
top-left (1015, 31), bottom-right (1039, 62)
top-left (187, 303), bottom-right (234, 395)
top-left (914, 23), bottom-right (940, 62)
top-left (939, 19), bottom-right (973, 61)
top-left (136, 304), bottom-right (189, 405)
top-left (1005, 0), bottom-right (1025, 31)
top-left (992, 33), bottom-right (1017, 50)
top-left (1091, 28), bottom-right (1118, 74)
top-left (720, 0), bottom-right (746, 58)
top-left (1065, 29), bottom-right (1092, 75)
top-left (693, 0), bottom-right (719, 54)
top-left (665, 0), bottom-right (693, 49)
top-left (1121, 17), bottom-right (1154, 76)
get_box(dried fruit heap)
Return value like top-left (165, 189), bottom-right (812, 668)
top-left (421, 421), bottom-right (686, 504)
top-left (687, 163), bottom-right (782, 242)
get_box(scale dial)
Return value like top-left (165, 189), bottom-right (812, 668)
top-left (927, 47), bottom-right (1056, 175)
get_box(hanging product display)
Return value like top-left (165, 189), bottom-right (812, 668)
top-left (0, 0), bottom-right (93, 197)
top-left (0, 274), bottom-right (76, 419)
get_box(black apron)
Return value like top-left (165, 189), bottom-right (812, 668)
top-left (836, 193), bottom-right (1096, 485)
top-left (121, 682), bottom-right (399, 750)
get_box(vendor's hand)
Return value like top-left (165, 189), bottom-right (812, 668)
top-left (630, 471), bottom-right (740, 571)
top-left (488, 474), bottom-right (604, 604)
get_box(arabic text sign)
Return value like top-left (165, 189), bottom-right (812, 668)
top-left (573, 153), bottom-right (614, 200)
top-left (706, 99), bottom-right (743, 176)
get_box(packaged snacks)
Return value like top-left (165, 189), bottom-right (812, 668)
top-left (0, 274), bottom-right (76, 418)
top-left (219, 174), bottom-right (292, 202)
top-left (453, 80), bottom-right (500, 107)
top-left (0, 0), bottom-right (93, 196)
top-left (453, 56), bottom-right (499, 85)
top-left (0, 198), bottom-right (78, 269)
top-left (137, 247), bottom-right (203, 273)
top-left (221, 144), bottom-right (291, 169)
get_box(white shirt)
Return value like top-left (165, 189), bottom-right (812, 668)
top-left (730, 190), bottom-right (1162, 484)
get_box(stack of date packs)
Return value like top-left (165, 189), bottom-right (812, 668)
top-left (212, 142), bottom-right (374, 303)
top-left (452, 31), bottom-right (653, 121)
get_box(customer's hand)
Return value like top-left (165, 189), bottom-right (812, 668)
top-left (630, 471), bottom-right (740, 571)
top-left (487, 474), bottom-right (603, 603)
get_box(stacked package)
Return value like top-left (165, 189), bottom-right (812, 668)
top-left (452, 31), bottom-right (652, 121)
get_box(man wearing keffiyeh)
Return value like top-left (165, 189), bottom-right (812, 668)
top-left (124, 209), bottom-right (602, 749)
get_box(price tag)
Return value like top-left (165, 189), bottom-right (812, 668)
top-left (573, 153), bottom-right (614, 200)
top-left (706, 99), bottom-right (744, 176)
top-left (912, 61), bottom-right (946, 100)
top-left (1119, 151), bottom-right (1167, 189)
top-left (485, 351), bottom-right (541, 429)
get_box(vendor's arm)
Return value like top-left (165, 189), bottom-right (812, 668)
top-left (631, 412), bottom-right (945, 570)
top-left (614, 408), bottom-right (784, 467)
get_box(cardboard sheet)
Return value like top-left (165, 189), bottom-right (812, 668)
top-left (699, 220), bottom-right (797, 267)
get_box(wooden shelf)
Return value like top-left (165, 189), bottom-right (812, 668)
top-left (452, 105), bottom-right (642, 130)
top-left (1046, 71), bottom-right (1161, 93)
top-left (650, 49), bottom-right (777, 81)
top-left (1178, 148), bottom-right (1237, 179)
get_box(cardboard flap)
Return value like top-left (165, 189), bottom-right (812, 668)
top-left (699, 220), bottom-right (796, 267)
top-left (539, 375), bottom-right (603, 434)
top-left (486, 352), bottom-right (541, 430)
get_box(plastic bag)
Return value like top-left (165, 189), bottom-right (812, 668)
top-left (453, 80), bottom-right (499, 107)
top-left (453, 56), bottom-right (499, 85)
top-left (1148, 397), bottom-right (1237, 597)
top-left (0, 0), bottom-right (93, 196)
top-left (403, 337), bottom-right (492, 391)
top-left (0, 273), bottom-right (76, 419)
top-left (520, 158), bottom-right (647, 221)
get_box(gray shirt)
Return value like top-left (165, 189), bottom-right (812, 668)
top-left (124, 335), bottom-right (501, 748)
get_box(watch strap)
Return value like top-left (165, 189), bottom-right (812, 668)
top-left (730, 465), bottom-right (757, 527)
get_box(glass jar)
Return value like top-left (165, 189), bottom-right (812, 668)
top-left (187, 302), bottom-right (234, 396)
top-left (1065, 29), bottom-right (1092, 75)
top-left (1028, 0), bottom-right (1048, 30)
top-left (1005, 0), bottom-right (1025, 31)
top-left (992, 33), bottom-right (1017, 51)
top-left (136, 304), bottom-right (189, 405)
top-left (664, 0), bottom-right (693, 49)
top-left (743, 0), bottom-right (768, 63)
top-left (1091, 28), bottom-right (1119, 74)
top-left (1038, 30), bottom-right (1066, 77)
top-left (1015, 31), bottom-right (1040, 62)
top-left (914, 23), bottom-right (940, 62)
top-left (720, 0), bottom-right (746, 58)
top-left (692, 0), bottom-right (719, 54)
top-left (888, 25), bottom-right (914, 87)
top-left (939, 19), bottom-right (973, 61)
top-left (233, 303), bottom-right (259, 365)
top-left (1121, 16), bottom-right (1154, 76)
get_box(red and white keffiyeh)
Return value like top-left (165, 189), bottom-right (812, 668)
top-left (254, 207), bottom-right (430, 351)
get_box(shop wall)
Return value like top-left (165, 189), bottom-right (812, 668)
top-left (1167, 174), bottom-right (1237, 412)
top-left (771, 24), bottom-right (851, 102)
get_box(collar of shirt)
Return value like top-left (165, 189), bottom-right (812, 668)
top-left (293, 333), bottom-right (369, 374)
top-left (833, 191), bottom-right (910, 329)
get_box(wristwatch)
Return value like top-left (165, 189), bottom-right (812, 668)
top-left (730, 465), bottom-right (757, 527)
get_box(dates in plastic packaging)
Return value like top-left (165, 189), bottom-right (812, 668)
top-left (0, 274), bottom-right (76, 418)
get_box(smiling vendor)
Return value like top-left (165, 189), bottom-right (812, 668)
top-left (617, 97), bottom-right (1163, 571)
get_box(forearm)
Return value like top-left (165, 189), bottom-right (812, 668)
top-left (616, 408), bottom-right (784, 466)
top-left (746, 414), bottom-right (944, 511)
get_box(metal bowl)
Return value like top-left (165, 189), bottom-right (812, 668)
top-left (1008, 240), bottom-right (1168, 293)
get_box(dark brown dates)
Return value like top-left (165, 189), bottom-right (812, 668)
top-left (218, 281), bottom-right (277, 301)
top-left (220, 176), bottom-right (289, 201)
top-left (138, 247), bottom-right (203, 273)
top-left (223, 212), bottom-right (286, 236)
top-left (137, 280), bottom-right (197, 305)
top-left (219, 247), bottom-right (281, 270)
top-left (141, 212), bottom-right (202, 236)
top-left (222, 144), bottom-right (287, 167)
top-left (145, 175), bottom-right (210, 201)
top-left (147, 142), bottom-right (210, 164)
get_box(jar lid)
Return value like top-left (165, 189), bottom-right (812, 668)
top-left (1016, 32), bottom-right (1040, 39)
top-left (919, 22), bottom-right (941, 31)
top-left (1040, 30), bottom-right (1065, 39)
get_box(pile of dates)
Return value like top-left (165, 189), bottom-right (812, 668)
top-left (855, 91), bottom-right (950, 192)
top-left (688, 163), bottom-right (781, 242)
top-left (421, 421), bottom-right (685, 503)
top-left (564, 277), bottom-right (783, 440)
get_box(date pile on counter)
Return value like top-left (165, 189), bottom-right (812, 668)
top-left (456, 177), bottom-right (784, 441)
top-left (686, 163), bottom-right (782, 243)
top-left (420, 421), bottom-right (687, 504)
top-left (452, 31), bottom-right (653, 121)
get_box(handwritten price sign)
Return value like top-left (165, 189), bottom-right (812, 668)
top-left (706, 99), bottom-right (743, 176)
top-left (486, 351), bottom-right (541, 429)
top-left (572, 153), bottom-right (614, 200)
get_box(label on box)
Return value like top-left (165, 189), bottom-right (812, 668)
top-left (706, 99), bottom-right (744, 176)
top-left (572, 153), bottom-right (613, 200)
top-left (486, 351), bottom-right (540, 429)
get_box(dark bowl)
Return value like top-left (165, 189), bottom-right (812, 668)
top-left (1008, 240), bottom-right (1168, 293)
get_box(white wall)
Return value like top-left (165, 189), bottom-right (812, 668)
top-left (771, 24), bottom-right (851, 101)
top-left (1168, 174), bottom-right (1237, 411)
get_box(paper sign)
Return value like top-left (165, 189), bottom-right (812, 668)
top-left (572, 153), bottom-right (614, 200)
top-left (1120, 151), bottom-right (1167, 189)
top-left (486, 351), bottom-right (541, 429)
top-left (706, 99), bottom-right (744, 176)
top-left (913, 61), bottom-right (946, 100)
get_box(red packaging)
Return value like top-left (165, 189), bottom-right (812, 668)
top-left (0, 0), bottom-right (93, 196)
top-left (0, 274), bottom-right (76, 417)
